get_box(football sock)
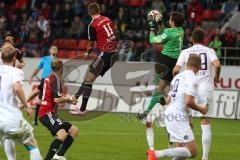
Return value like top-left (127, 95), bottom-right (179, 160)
top-left (44, 139), bottom-right (62, 160)
top-left (201, 124), bottom-right (211, 160)
top-left (34, 104), bottom-right (40, 124)
top-left (155, 147), bottom-right (191, 158)
top-left (75, 82), bottom-right (85, 99)
top-left (145, 91), bottom-right (164, 112)
top-left (29, 148), bottom-right (42, 160)
top-left (146, 128), bottom-right (154, 150)
top-left (4, 139), bottom-right (16, 160)
top-left (80, 82), bottom-right (92, 111)
top-left (57, 135), bottom-right (74, 156)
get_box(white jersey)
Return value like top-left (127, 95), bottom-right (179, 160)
top-left (0, 65), bottom-right (24, 121)
top-left (176, 44), bottom-right (218, 91)
top-left (165, 70), bottom-right (198, 117)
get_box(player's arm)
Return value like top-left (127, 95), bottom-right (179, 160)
top-left (15, 49), bottom-right (25, 69)
top-left (13, 81), bottom-right (33, 117)
top-left (185, 95), bottom-right (208, 114)
top-left (173, 51), bottom-right (185, 76)
top-left (29, 58), bottom-right (43, 85)
top-left (87, 24), bottom-right (96, 55)
top-left (27, 88), bottom-right (40, 103)
top-left (51, 78), bottom-right (77, 104)
top-left (212, 59), bottom-right (221, 83)
top-left (149, 31), bottom-right (167, 44)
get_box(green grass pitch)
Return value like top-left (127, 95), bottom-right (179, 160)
top-left (0, 112), bottom-right (239, 160)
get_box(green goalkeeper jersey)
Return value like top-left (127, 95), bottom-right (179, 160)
top-left (149, 27), bottom-right (184, 59)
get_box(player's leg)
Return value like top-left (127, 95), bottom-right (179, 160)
top-left (199, 91), bottom-right (213, 160)
top-left (33, 104), bottom-right (40, 125)
top-left (3, 138), bottom-right (16, 160)
top-left (153, 140), bottom-right (197, 159)
top-left (24, 138), bottom-right (42, 160)
top-left (57, 124), bottom-right (79, 157)
top-left (45, 129), bottom-right (67, 160)
top-left (74, 55), bottom-right (103, 113)
top-left (201, 117), bottom-right (211, 160)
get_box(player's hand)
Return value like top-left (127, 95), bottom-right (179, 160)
top-left (148, 20), bottom-right (157, 31)
top-left (69, 95), bottom-right (78, 105)
top-left (16, 63), bottom-right (25, 69)
top-left (29, 77), bottom-right (33, 85)
top-left (214, 76), bottom-right (220, 83)
top-left (199, 104), bottom-right (208, 115)
top-left (144, 91), bottom-right (152, 96)
top-left (136, 111), bottom-right (148, 120)
top-left (24, 106), bottom-right (33, 118)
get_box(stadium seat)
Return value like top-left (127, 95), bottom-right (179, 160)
top-left (55, 39), bottom-right (66, 49)
top-left (57, 50), bottom-right (66, 58)
top-left (129, 0), bottom-right (144, 7)
top-left (202, 10), bottom-right (214, 21)
top-left (67, 50), bottom-right (78, 59)
top-left (65, 39), bottom-right (78, 49)
top-left (78, 39), bottom-right (88, 50)
top-left (213, 10), bottom-right (222, 21)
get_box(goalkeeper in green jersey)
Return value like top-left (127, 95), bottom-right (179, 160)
top-left (137, 11), bottom-right (185, 150)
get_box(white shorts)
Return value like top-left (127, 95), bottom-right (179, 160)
top-left (145, 103), bottom-right (166, 127)
top-left (165, 118), bottom-right (194, 143)
top-left (0, 118), bottom-right (33, 144)
top-left (192, 90), bottom-right (214, 117)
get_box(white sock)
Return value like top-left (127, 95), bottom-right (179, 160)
top-left (146, 128), bottom-right (154, 149)
top-left (155, 147), bottom-right (191, 158)
top-left (30, 148), bottom-right (42, 160)
top-left (4, 139), bottom-right (16, 160)
top-left (201, 124), bottom-right (212, 160)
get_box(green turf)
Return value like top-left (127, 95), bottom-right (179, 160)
top-left (0, 112), bottom-right (239, 160)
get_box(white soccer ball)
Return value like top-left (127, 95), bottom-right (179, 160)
top-left (147, 10), bottom-right (163, 22)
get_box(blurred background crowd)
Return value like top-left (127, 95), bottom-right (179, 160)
top-left (0, 0), bottom-right (239, 65)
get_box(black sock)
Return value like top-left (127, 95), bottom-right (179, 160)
top-left (44, 139), bottom-right (63, 160)
top-left (57, 135), bottom-right (74, 156)
top-left (34, 104), bottom-right (40, 124)
top-left (80, 82), bottom-right (92, 111)
top-left (75, 82), bottom-right (85, 99)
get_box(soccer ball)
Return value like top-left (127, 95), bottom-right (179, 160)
top-left (147, 10), bottom-right (162, 22)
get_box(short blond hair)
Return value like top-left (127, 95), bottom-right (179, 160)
top-left (51, 58), bottom-right (63, 72)
top-left (1, 45), bottom-right (16, 63)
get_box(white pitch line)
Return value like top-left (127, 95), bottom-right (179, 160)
top-left (34, 132), bottom-right (240, 136)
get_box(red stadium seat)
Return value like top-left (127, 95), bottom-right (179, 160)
top-left (213, 10), bottom-right (222, 21)
top-left (65, 39), bottom-right (78, 49)
top-left (129, 0), bottom-right (144, 7)
top-left (202, 10), bottom-right (214, 21)
top-left (78, 39), bottom-right (88, 50)
top-left (57, 50), bottom-right (66, 58)
top-left (55, 39), bottom-right (66, 49)
top-left (67, 50), bottom-right (78, 59)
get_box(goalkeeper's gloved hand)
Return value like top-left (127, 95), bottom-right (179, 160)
top-left (148, 20), bottom-right (157, 32)
top-left (136, 111), bottom-right (149, 120)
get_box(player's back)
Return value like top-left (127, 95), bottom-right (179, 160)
top-left (166, 70), bottom-right (197, 116)
top-left (89, 15), bottom-right (117, 52)
top-left (178, 44), bottom-right (218, 90)
top-left (0, 65), bottom-right (23, 120)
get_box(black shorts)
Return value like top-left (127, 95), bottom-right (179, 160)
top-left (89, 52), bottom-right (117, 77)
top-left (39, 112), bottom-right (72, 136)
top-left (156, 54), bottom-right (177, 83)
top-left (38, 79), bottom-right (45, 99)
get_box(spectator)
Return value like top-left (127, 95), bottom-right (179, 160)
top-left (209, 35), bottom-right (222, 58)
top-left (151, 0), bottom-right (167, 15)
top-left (236, 32), bottom-right (240, 48)
top-left (40, 2), bottom-right (50, 19)
top-left (187, 0), bottom-right (203, 29)
top-left (0, 15), bottom-right (7, 32)
top-left (31, 7), bottom-right (40, 21)
top-left (221, 0), bottom-right (236, 16)
top-left (183, 28), bottom-right (192, 48)
top-left (8, 13), bottom-right (21, 35)
top-left (37, 15), bottom-right (49, 32)
top-left (62, 3), bottom-right (74, 30)
top-left (19, 24), bottom-right (29, 43)
top-left (50, 4), bottom-right (63, 28)
top-left (69, 15), bottom-right (85, 39)
top-left (25, 16), bottom-right (35, 31)
top-left (221, 27), bottom-right (236, 47)
top-left (0, 2), bottom-right (7, 16)
top-left (21, 12), bottom-right (28, 27)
